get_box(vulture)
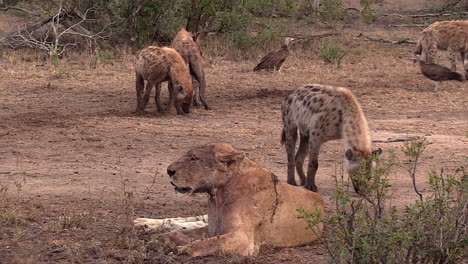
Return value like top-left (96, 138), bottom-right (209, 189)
top-left (412, 55), bottom-right (464, 91)
top-left (253, 37), bottom-right (294, 72)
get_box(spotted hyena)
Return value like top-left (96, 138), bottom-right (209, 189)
top-left (134, 46), bottom-right (193, 115)
top-left (281, 84), bottom-right (382, 193)
top-left (415, 20), bottom-right (468, 77)
top-left (171, 28), bottom-right (210, 110)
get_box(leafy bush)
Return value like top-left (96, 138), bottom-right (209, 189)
top-left (298, 138), bottom-right (467, 264)
top-left (360, 0), bottom-right (384, 23)
top-left (320, 40), bottom-right (346, 67)
top-left (318, 0), bottom-right (348, 22)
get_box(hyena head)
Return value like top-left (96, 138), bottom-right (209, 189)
top-left (344, 148), bottom-right (382, 193)
top-left (175, 83), bottom-right (193, 114)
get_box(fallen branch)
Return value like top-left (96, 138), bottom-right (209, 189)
top-left (357, 33), bottom-right (417, 45)
top-left (381, 12), bottom-right (468, 18)
top-left (293, 32), bottom-right (341, 40)
top-left (385, 24), bottom-right (427, 28)
top-left (372, 136), bottom-right (421, 143)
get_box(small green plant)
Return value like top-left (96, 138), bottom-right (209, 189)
top-left (320, 40), bottom-right (346, 68)
top-left (360, 0), bottom-right (383, 23)
top-left (316, 0), bottom-right (348, 22)
top-left (90, 49), bottom-right (117, 68)
top-left (298, 138), bottom-right (467, 264)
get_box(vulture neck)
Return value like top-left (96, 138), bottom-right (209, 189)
top-left (281, 44), bottom-right (289, 50)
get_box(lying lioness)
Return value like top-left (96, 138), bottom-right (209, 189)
top-left (148, 143), bottom-right (324, 257)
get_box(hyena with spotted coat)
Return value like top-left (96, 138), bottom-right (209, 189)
top-left (135, 46), bottom-right (193, 115)
top-left (415, 20), bottom-right (468, 77)
top-left (281, 84), bottom-right (381, 193)
top-left (171, 28), bottom-right (210, 110)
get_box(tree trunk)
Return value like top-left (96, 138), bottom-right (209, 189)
top-left (186, 0), bottom-right (202, 32)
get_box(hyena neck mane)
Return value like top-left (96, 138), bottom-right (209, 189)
top-left (163, 47), bottom-right (192, 89)
top-left (338, 87), bottom-right (372, 158)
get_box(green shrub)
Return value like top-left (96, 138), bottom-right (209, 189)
top-left (298, 138), bottom-right (467, 264)
top-left (320, 40), bottom-right (346, 67)
top-left (318, 0), bottom-right (348, 22)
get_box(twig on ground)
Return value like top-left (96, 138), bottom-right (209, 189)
top-left (385, 24), bottom-right (428, 28)
top-left (357, 33), bottom-right (417, 45)
top-left (293, 32), bottom-right (341, 41)
top-left (372, 136), bottom-right (421, 143)
top-left (381, 12), bottom-right (468, 18)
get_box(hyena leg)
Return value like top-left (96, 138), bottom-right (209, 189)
top-left (166, 82), bottom-right (175, 113)
top-left (284, 126), bottom-right (298, 186)
top-left (424, 37), bottom-right (436, 64)
top-left (192, 79), bottom-right (201, 107)
top-left (295, 133), bottom-right (310, 186)
top-left (190, 60), bottom-right (210, 110)
top-left (461, 51), bottom-right (467, 78)
top-left (135, 72), bottom-right (145, 114)
top-left (305, 141), bottom-right (321, 192)
top-left (140, 80), bottom-right (155, 114)
top-left (154, 83), bottom-right (164, 113)
top-left (448, 48), bottom-right (457, 71)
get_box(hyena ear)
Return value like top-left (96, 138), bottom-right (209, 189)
top-left (216, 151), bottom-right (245, 166)
top-left (175, 84), bottom-right (185, 94)
top-left (372, 148), bottom-right (383, 156)
top-left (344, 148), bottom-right (356, 161)
top-left (192, 32), bottom-right (201, 43)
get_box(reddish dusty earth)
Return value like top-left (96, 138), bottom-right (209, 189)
top-left (0, 13), bottom-right (467, 264)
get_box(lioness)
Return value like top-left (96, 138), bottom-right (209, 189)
top-left (160, 143), bottom-right (324, 257)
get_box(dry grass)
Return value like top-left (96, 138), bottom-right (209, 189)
top-left (0, 19), bottom-right (466, 264)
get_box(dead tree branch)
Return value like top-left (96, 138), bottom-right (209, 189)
top-left (292, 32), bottom-right (341, 40)
top-left (0, 0), bottom-right (41, 17)
top-left (381, 12), bottom-right (468, 18)
top-left (0, 1), bottom-right (110, 55)
top-left (385, 24), bottom-right (427, 28)
top-left (357, 33), bottom-right (417, 45)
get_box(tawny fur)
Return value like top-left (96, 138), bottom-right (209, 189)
top-left (281, 84), bottom-right (381, 193)
top-left (415, 20), bottom-right (468, 77)
top-left (134, 46), bottom-right (193, 115)
top-left (158, 143), bottom-right (324, 257)
top-left (171, 28), bottom-right (210, 110)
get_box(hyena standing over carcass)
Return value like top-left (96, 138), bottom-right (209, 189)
top-left (281, 84), bottom-right (382, 193)
top-left (171, 28), bottom-right (210, 110)
top-left (134, 46), bottom-right (193, 115)
top-left (415, 20), bottom-right (468, 78)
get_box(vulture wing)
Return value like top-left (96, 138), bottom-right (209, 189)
top-left (422, 64), bottom-right (463, 81)
top-left (253, 48), bottom-right (289, 71)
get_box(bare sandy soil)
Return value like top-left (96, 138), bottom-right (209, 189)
top-left (0, 10), bottom-right (467, 264)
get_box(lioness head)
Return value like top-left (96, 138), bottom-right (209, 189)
top-left (167, 143), bottom-right (245, 195)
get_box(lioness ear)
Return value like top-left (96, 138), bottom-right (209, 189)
top-left (372, 148), bottom-right (383, 156)
top-left (344, 148), bottom-right (355, 161)
top-left (216, 151), bottom-right (245, 166)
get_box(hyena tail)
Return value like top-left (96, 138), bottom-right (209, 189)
top-left (135, 71), bottom-right (144, 91)
top-left (415, 38), bottom-right (423, 55)
top-left (281, 127), bottom-right (286, 145)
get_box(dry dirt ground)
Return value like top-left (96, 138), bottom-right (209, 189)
top-left (0, 12), bottom-right (467, 264)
